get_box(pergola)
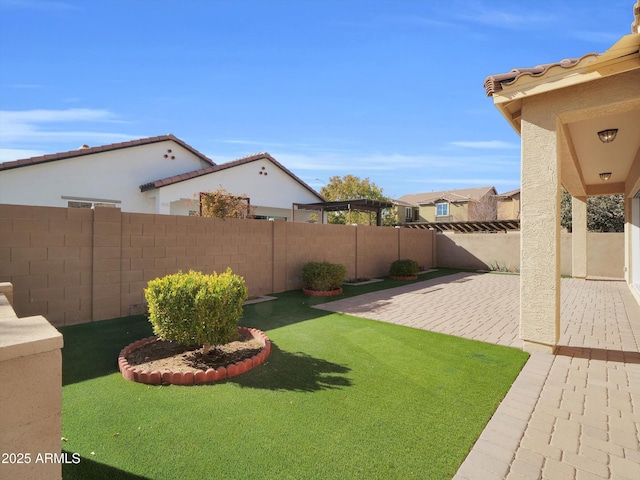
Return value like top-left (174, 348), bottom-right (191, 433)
top-left (292, 198), bottom-right (395, 225)
top-left (404, 220), bottom-right (520, 233)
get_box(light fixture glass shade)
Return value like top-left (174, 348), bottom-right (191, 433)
top-left (599, 172), bottom-right (612, 181)
top-left (597, 129), bottom-right (618, 143)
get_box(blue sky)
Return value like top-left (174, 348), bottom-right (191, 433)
top-left (0, 0), bottom-right (634, 198)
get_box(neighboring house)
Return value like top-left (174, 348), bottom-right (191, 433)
top-left (496, 189), bottom-right (521, 220)
top-left (397, 186), bottom-right (498, 223)
top-left (0, 134), bottom-right (324, 221)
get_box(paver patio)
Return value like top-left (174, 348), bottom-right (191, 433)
top-left (317, 272), bottom-right (640, 480)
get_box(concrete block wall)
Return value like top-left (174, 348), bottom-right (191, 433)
top-left (119, 212), bottom-right (274, 314)
top-left (357, 226), bottom-right (401, 280)
top-left (0, 204), bottom-right (93, 326)
top-left (279, 222), bottom-right (358, 291)
top-left (399, 227), bottom-right (434, 270)
top-left (1, 204), bottom-right (435, 326)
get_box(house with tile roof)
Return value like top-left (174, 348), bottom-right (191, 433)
top-left (0, 134), bottom-right (324, 221)
top-left (483, 1), bottom-right (640, 352)
top-left (396, 186), bottom-right (498, 223)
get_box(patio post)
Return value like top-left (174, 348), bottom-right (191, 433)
top-left (519, 108), bottom-right (561, 353)
top-left (571, 195), bottom-right (588, 279)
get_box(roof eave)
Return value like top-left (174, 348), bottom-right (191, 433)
top-left (489, 33), bottom-right (640, 134)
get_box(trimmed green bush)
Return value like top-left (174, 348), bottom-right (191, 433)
top-left (389, 259), bottom-right (419, 277)
top-left (302, 262), bottom-right (346, 291)
top-left (144, 269), bottom-right (248, 353)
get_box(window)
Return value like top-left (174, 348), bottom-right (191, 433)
top-left (254, 215), bottom-right (288, 221)
top-left (405, 207), bottom-right (413, 221)
top-left (67, 201), bottom-right (93, 209)
top-left (67, 200), bottom-right (117, 209)
top-left (63, 196), bottom-right (120, 209)
top-left (436, 202), bottom-right (449, 217)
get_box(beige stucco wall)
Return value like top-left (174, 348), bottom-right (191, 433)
top-left (0, 284), bottom-right (63, 480)
top-left (436, 231), bottom-right (624, 278)
top-left (436, 232), bottom-right (521, 271)
top-left (497, 196), bottom-right (520, 220)
top-left (587, 233), bottom-right (626, 278)
top-left (1, 204), bottom-right (435, 326)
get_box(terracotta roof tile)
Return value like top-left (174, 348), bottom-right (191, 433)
top-left (0, 134), bottom-right (215, 171)
top-left (483, 53), bottom-right (600, 96)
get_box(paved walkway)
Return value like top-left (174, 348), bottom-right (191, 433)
top-left (316, 272), bottom-right (640, 480)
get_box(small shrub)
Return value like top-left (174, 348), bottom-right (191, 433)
top-left (145, 269), bottom-right (248, 353)
top-left (302, 262), bottom-right (346, 291)
top-left (488, 261), bottom-right (520, 274)
top-left (389, 259), bottom-right (419, 277)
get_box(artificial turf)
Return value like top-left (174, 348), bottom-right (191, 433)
top-left (60, 271), bottom-right (529, 480)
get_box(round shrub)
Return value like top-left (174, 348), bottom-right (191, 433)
top-left (144, 269), bottom-right (248, 353)
top-left (302, 262), bottom-right (346, 291)
top-left (389, 259), bottom-right (419, 277)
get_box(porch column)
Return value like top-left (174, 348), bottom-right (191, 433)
top-left (571, 196), bottom-right (588, 278)
top-left (520, 115), bottom-right (561, 353)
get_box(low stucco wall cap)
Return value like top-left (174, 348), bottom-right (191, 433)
top-left (0, 316), bottom-right (63, 362)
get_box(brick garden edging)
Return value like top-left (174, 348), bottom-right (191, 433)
top-left (302, 287), bottom-right (343, 296)
top-left (118, 327), bottom-right (271, 385)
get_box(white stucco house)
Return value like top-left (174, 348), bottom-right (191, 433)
top-left (0, 134), bottom-right (324, 221)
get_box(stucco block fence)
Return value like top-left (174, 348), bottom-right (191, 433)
top-left (0, 282), bottom-right (63, 480)
top-left (436, 231), bottom-right (624, 278)
top-left (0, 204), bottom-right (435, 327)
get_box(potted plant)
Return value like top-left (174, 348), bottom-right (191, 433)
top-left (301, 261), bottom-right (346, 296)
top-left (389, 259), bottom-right (419, 280)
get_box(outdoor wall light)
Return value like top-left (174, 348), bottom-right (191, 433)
top-left (599, 172), bottom-right (612, 181)
top-left (597, 129), bottom-right (618, 143)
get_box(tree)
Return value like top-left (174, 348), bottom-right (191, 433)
top-left (560, 189), bottom-right (624, 232)
top-left (198, 187), bottom-right (255, 219)
top-left (319, 175), bottom-right (392, 225)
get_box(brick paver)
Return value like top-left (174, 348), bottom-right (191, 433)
top-left (317, 272), bottom-right (640, 479)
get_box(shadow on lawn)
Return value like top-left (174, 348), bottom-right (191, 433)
top-left (228, 341), bottom-right (353, 392)
top-left (60, 269), bottom-right (469, 387)
top-left (61, 315), bottom-right (154, 387)
top-left (62, 452), bottom-right (151, 480)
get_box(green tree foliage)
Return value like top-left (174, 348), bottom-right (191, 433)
top-left (319, 175), bottom-right (392, 225)
top-left (145, 269), bottom-right (248, 354)
top-left (198, 187), bottom-right (255, 219)
top-left (560, 189), bottom-right (624, 232)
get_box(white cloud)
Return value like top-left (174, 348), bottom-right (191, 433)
top-left (451, 1), bottom-right (557, 30)
top-left (2, 108), bottom-right (115, 124)
top-left (449, 140), bottom-right (519, 149)
top-left (0, 108), bottom-right (139, 162)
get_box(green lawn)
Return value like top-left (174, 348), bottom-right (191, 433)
top-left (60, 271), bottom-right (528, 480)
